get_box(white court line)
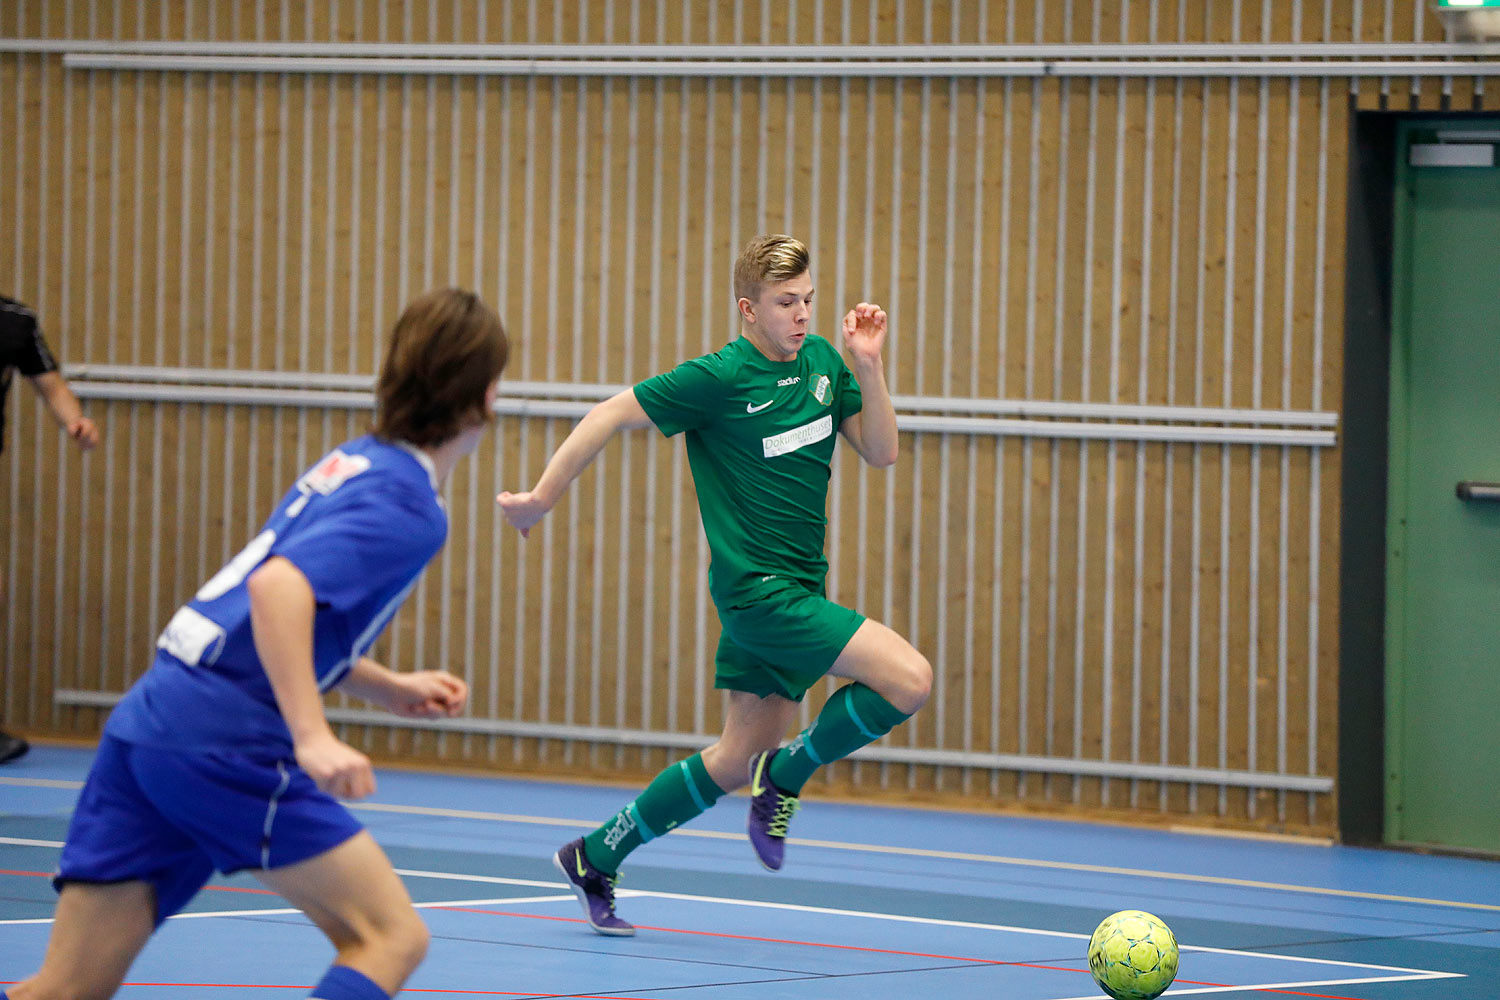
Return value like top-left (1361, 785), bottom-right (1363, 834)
top-left (0, 777), bottom-right (84, 789)
top-left (7, 780), bottom-right (1500, 913)
top-left (359, 802), bottom-right (1500, 914)
top-left (0, 894), bottom-right (577, 926)
top-left (391, 870), bottom-right (1458, 982)
top-left (611, 889), bottom-right (1459, 978)
top-left (0, 864), bottom-right (1463, 991)
top-left (0, 837), bottom-right (65, 848)
top-left (0, 916), bottom-right (109, 926)
top-left (418, 894), bottom-right (576, 908)
top-left (1045, 976), bottom-right (1462, 1000)
top-left (394, 868), bottom-right (562, 890)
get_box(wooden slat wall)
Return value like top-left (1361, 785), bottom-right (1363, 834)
top-left (4, 1), bottom-right (1496, 836)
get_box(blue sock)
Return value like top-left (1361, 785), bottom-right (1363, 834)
top-left (310, 965), bottom-right (389, 1000)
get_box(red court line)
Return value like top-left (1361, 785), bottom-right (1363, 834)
top-left (435, 904), bottom-right (1045, 963)
top-left (431, 906), bottom-right (1374, 1000)
top-left (405, 991), bottom-right (673, 998)
top-left (3, 882), bottom-right (1378, 998)
top-left (0, 973), bottom-right (1376, 1000)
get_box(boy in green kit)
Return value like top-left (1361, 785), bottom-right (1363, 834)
top-left (497, 235), bottom-right (931, 935)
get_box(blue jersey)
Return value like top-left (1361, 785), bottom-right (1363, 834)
top-left (106, 435), bottom-right (448, 754)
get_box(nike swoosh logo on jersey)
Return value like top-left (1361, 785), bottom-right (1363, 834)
top-left (746, 400), bottom-right (774, 413)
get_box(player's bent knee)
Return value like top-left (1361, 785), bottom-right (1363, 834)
top-left (896, 652), bottom-right (933, 714)
top-left (352, 904), bottom-right (429, 980)
top-left (388, 909), bottom-right (431, 976)
top-left (875, 650), bottom-right (931, 715)
top-left (862, 650), bottom-right (931, 715)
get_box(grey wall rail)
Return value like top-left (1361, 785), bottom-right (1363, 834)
top-left (63, 367), bottom-right (1338, 447)
top-left (50, 689), bottom-right (1335, 793)
top-left (56, 52), bottom-right (1500, 78)
top-left (3, 38), bottom-right (1498, 58)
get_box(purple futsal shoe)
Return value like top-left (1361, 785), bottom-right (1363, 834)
top-left (747, 750), bottom-right (801, 872)
top-left (554, 837), bottom-right (635, 936)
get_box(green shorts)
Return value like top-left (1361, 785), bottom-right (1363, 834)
top-left (713, 576), bottom-right (866, 702)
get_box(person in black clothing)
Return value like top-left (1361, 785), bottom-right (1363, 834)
top-left (1, 295), bottom-right (100, 764)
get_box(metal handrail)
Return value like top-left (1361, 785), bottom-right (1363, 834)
top-left (65, 376), bottom-right (1337, 447)
top-left (56, 52), bottom-right (1500, 78)
top-left (49, 689), bottom-right (1334, 793)
top-left (4, 39), bottom-right (1499, 59)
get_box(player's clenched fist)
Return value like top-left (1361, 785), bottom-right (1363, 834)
top-left (294, 732), bottom-right (376, 800)
top-left (497, 490), bottom-right (550, 538)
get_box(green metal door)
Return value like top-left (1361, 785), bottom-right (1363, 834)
top-left (1386, 120), bottom-right (1500, 853)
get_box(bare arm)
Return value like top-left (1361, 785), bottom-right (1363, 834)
top-left (496, 388), bottom-right (653, 536)
top-left (339, 655), bottom-right (469, 718)
top-left (837, 303), bottom-right (899, 468)
top-left (246, 555), bottom-right (374, 799)
top-left (28, 372), bottom-right (99, 450)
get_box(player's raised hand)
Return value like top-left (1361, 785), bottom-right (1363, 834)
top-left (294, 731), bottom-right (376, 800)
top-left (496, 489), bottom-right (551, 538)
top-left (842, 302), bottom-right (888, 364)
top-left (385, 670), bottom-right (469, 718)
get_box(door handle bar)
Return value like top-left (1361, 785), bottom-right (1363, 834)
top-left (1455, 481), bottom-right (1500, 502)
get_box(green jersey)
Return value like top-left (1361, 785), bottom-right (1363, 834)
top-left (634, 334), bottom-right (863, 606)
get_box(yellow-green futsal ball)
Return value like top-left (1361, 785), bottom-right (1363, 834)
top-left (1087, 909), bottom-right (1180, 1000)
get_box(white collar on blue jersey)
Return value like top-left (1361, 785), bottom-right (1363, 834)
top-left (394, 440), bottom-right (439, 493)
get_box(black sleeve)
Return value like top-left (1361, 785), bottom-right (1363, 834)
top-left (0, 300), bottom-right (58, 377)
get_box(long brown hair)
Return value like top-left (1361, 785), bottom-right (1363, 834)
top-left (374, 288), bottom-right (509, 446)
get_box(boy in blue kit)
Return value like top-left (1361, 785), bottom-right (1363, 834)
top-left (5, 288), bottom-right (509, 1000)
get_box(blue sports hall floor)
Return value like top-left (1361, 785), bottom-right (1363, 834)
top-left (3, 743), bottom-right (1498, 999)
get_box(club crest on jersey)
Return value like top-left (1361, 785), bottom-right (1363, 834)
top-left (809, 373), bottom-right (832, 405)
top-left (286, 449), bottom-right (373, 516)
top-left (299, 450), bottom-right (372, 495)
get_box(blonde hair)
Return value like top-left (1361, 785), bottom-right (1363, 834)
top-left (733, 234), bottom-right (810, 303)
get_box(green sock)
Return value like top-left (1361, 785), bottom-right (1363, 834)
top-left (768, 683), bottom-right (912, 794)
top-left (582, 752), bottom-right (725, 875)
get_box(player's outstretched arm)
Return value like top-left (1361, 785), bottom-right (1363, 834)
top-left (497, 387), bottom-right (653, 537)
top-left (247, 555), bottom-right (376, 799)
top-left (838, 302), bottom-right (899, 468)
top-left (341, 656), bottom-right (469, 719)
top-left (29, 371), bottom-right (99, 449)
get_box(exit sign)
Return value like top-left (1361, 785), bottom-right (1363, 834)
top-left (1435, 0), bottom-right (1500, 7)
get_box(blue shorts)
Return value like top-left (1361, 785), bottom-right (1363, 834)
top-left (56, 735), bottom-right (363, 926)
